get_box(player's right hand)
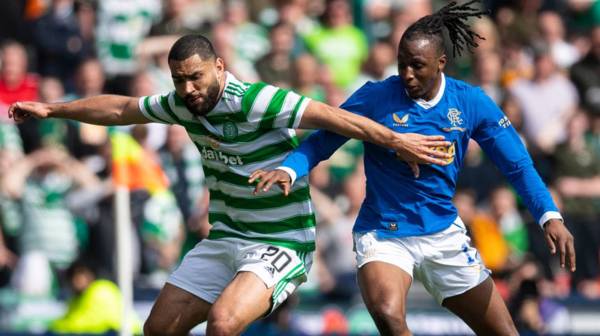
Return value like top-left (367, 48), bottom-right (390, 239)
top-left (249, 169), bottom-right (292, 196)
top-left (8, 101), bottom-right (52, 123)
top-left (394, 133), bottom-right (454, 178)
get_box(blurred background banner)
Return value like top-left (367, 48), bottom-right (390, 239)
top-left (111, 131), bottom-right (169, 193)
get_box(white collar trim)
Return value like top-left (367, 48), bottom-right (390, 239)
top-left (223, 71), bottom-right (235, 88)
top-left (410, 73), bottom-right (446, 109)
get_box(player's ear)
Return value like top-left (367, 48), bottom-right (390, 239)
top-left (215, 57), bottom-right (225, 78)
top-left (438, 54), bottom-right (447, 73)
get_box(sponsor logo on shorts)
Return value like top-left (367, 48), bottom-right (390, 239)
top-left (461, 243), bottom-right (475, 264)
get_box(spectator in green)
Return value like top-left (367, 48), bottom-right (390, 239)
top-left (1, 146), bottom-right (100, 272)
top-left (96, 0), bottom-right (161, 94)
top-left (224, 0), bottom-right (270, 64)
top-left (490, 186), bottom-right (528, 260)
top-left (0, 121), bottom-right (22, 285)
top-left (303, 0), bottom-right (368, 89)
top-left (159, 125), bottom-right (207, 256)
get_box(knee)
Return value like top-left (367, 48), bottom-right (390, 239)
top-left (368, 300), bottom-right (408, 332)
top-left (144, 316), bottom-right (182, 336)
top-left (207, 307), bottom-right (242, 336)
top-left (143, 320), bottom-right (158, 336)
top-left (500, 321), bottom-right (519, 336)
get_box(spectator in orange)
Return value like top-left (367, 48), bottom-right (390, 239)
top-left (454, 189), bottom-right (510, 273)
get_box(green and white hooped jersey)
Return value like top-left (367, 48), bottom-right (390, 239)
top-left (96, 0), bottom-right (160, 76)
top-left (139, 72), bottom-right (316, 252)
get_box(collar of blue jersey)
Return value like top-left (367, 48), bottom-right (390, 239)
top-left (409, 73), bottom-right (446, 110)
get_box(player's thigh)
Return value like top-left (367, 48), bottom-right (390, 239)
top-left (442, 277), bottom-right (518, 336)
top-left (416, 220), bottom-right (490, 304)
top-left (145, 283), bottom-right (212, 334)
top-left (358, 261), bottom-right (412, 316)
top-left (208, 271), bottom-right (275, 329)
top-left (354, 231), bottom-right (414, 315)
top-left (417, 220), bottom-right (517, 335)
top-left (208, 243), bottom-right (311, 333)
top-left (145, 238), bottom-right (236, 334)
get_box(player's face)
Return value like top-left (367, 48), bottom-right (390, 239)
top-left (170, 54), bottom-right (225, 116)
top-left (397, 38), bottom-right (446, 100)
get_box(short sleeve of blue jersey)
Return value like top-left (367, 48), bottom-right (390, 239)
top-left (282, 82), bottom-right (376, 178)
top-left (470, 88), bottom-right (559, 225)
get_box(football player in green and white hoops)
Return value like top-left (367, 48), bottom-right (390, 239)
top-left (9, 34), bottom-right (451, 336)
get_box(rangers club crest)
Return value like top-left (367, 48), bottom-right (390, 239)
top-left (443, 108), bottom-right (466, 132)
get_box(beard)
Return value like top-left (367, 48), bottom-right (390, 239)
top-left (184, 79), bottom-right (221, 117)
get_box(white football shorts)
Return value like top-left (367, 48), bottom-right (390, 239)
top-left (168, 237), bottom-right (312, 313)
top-left (354, 217), bottom-right (490, 304)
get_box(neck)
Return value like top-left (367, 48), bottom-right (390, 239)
top-left (217, 72), bottom-right (227, 101)
top-left (423, 73), bottom-right (443, 101)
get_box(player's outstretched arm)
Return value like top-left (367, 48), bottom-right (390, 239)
top-left (8, 95), bottom-right (149, 126)
top-left (298, 100), bottom-right (452, 165)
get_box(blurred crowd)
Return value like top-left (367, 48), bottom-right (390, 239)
top-left (0, 0), bottom-right (598, 334)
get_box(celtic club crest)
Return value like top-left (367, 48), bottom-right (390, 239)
top-left (222, 121), bottom-right (238, 140)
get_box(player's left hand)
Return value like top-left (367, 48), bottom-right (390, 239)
top-left (543, 219), bottom-right (575, 272)
top-left (248, 169), bottom-right (292, 196)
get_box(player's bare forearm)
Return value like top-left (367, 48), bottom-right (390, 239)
top-left (299, 100), bottom-right (452, 165)
top-left (49, 95), bottom-right (147, 125)
top-left (299, 101), bottom-right (395, 147)
top-left (9, 95), bottom-right (148, 126)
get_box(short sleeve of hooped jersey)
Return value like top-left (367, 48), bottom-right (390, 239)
top-left (138, 91), bottom-right (187, 125)
top-left (240, 82), bottom-right (311, 129)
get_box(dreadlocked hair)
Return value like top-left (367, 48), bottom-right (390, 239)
top-left (402, 0), bottom-right (489, 57)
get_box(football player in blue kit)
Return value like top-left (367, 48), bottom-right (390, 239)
top-left (249, 1), bottom-right (576, 335)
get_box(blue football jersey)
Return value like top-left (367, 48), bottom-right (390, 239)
top-left (282, 74), bottom-right (560, 237)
